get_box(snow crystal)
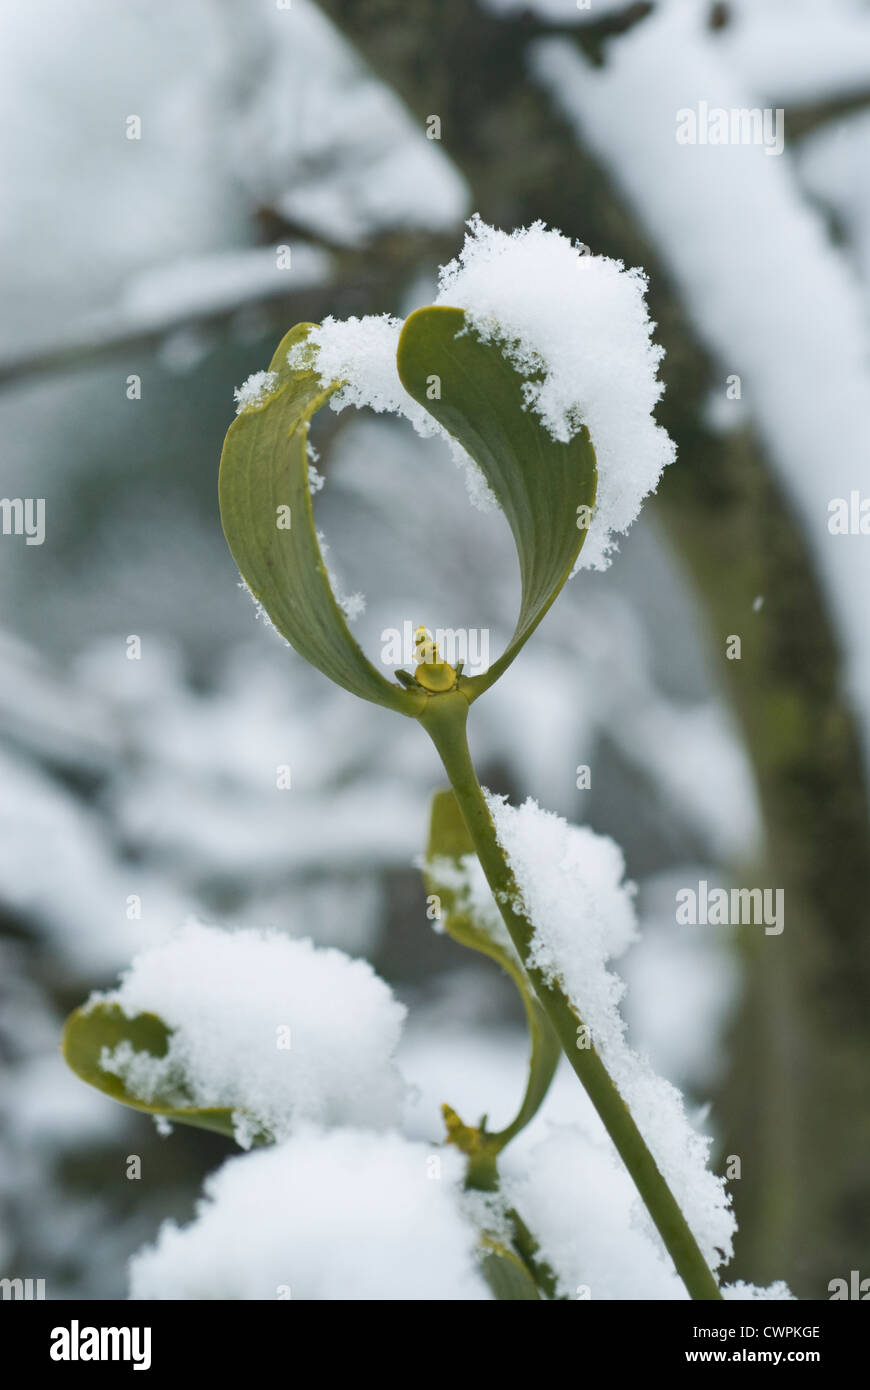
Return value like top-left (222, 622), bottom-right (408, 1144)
top-left (425, 852), bottom-right (520, 961)
top-left (90, 921), bottom-right (406, 1147)
top-left (291, 314), bottom-right (414, 421)
top-left (339, 591), bottom-right (366, 622)
top-left (306, 441), bottom-right (325, 494)
top-left (314, 528), bottom-right (365, 625)
top-left (128, 1128), bottom-right (491, 1301)
top-left (722, 1280), bottom-right (795, 1301)
top-left (236, 579), bottom-right (291, 648)
top-left (485, 792), bottom-right (735, 1271)
top-left (434, 216), bottom-right (675, 568)
top-left (233, 369), bottom-right (279, 414)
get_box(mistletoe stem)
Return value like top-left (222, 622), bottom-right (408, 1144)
top-left (419, 690), bottom-right (722, 1301)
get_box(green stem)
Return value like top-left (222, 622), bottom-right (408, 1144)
top-left (454, 1113), bottom-right (564, 1299)
top-left (419, 690), bottom-right (722, 1301)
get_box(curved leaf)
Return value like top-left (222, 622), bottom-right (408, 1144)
top-left (219, 324), bottom-right (425, 715)
top-left (397, 306), bottom-right (598, 698)
top-left (62, 1003), bottom-right (241, 1141)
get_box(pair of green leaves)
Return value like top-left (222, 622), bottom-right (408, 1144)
top-left (218, 306), bottom-right (597, 709)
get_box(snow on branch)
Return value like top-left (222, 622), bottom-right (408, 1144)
top-left (485, 792), bottom-right (736, 1272)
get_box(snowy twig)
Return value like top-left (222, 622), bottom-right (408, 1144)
top-left (419, 690), bottom-right (723, 1301)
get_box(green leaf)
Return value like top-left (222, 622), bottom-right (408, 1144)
top-left (425, 787), bottom-right (522, 984)
top-left (62, 1003), bottom-right (241, 1142)
top-left (480, 1243), bottom-right (542, 1301)
top-left (424, 788), bottom-right (560, 1149)
top-left (219, 324), bottom-right (425, 716)
top-left (397, 305), bottom-right (598, 698)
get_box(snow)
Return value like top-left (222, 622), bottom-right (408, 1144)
top-left (90, 922), bottom-right (406, 1147)
top-left (623, 871), bottom-right (740, 1093)
top-left (505, 1126), bottom-right (688, 1299)
top-left (425, 852), bottom-right (518, 960)
top-left (485, 791), bottom-right (736, 1271)
top-left (532, 7), bottom-right (870, 770)
top-left (233, 369), bottom-right (279, 414)
top-left (237, 0), bottom-right (470, 247)
top-left (3, 1051), bottom-right (125, 1152)
top-left (296, 217), bottom-right (674, 564)
top-left (399, 1016), bottom-right (759, 1300)
top-left (339, 591), bottom-right (366, 622)
top-left (0, 0), bottom-right (467, 350)
top-left (289, 313), bottom-right (495, 511)
top-left (482, 0), bottom-right (629, 21)
top-left (315, 527), bottom-right (367, 624)
top-left (128, 1128), bottom-right (491, 1300)
top-left (722, 1279), bottom-right (795, 1301)
top-left (119, 244), bottom-right (331, 330)
top-left (799, 110), bottom-right (870, 300)
top-left (292, 314), bottom-right (417, 421)
top-left (486, 790), bottom-right (638, 993)
top-left (0, 743), bottom-right (187, 976)
top-left (720, 0), bottom-right (870, 105)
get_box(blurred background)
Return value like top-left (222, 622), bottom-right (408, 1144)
top-left (1, 0), bottom-right (869, 1300)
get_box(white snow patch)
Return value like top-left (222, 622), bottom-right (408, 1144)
top-left (120, 243), bottom-right (331, 328)
top-left (722, 1280), bottom-right (795, 1301)
top-left (128, 1128), bottom-right (491, 1300)
top-left (425, 852), bottom-right (518, 960)
top-left (485, 792), bottom-right (735, 1272)
top-left (90, 921), bottom-right (406, 1147)
top-left (339, 591), bottom-right (366, 622)
top-left (505, 1126), bottom-right (688, 1300)
top-left (482, 0), bottom-right (629, 21)
top-left (435, 216), bottom-right (675, 568)
top-left (233, 369), bottom-right (279, 414)
top-left (720, 0), bottom-right (870, 106)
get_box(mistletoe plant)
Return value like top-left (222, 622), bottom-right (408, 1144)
top-left (62, 221), bottom-right (761, 1301)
